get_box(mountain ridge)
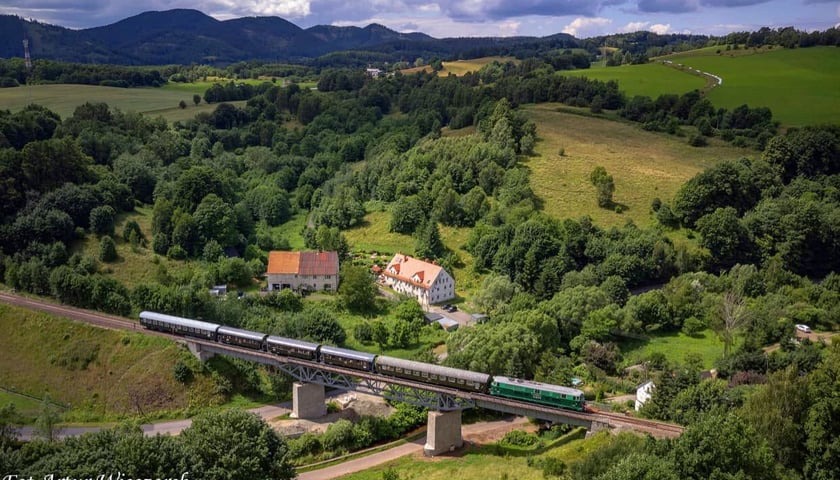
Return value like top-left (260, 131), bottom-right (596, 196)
top-left (0, 9), bottom-right (579, 65)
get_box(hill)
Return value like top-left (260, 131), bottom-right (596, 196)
top-left (562, 62), bottom-right (706, 98)
top-left (0, 10), bottom-right (581, 65)
top-left (524, 105), bottom-right (755, 227)
top-left (661, 46), bottom-right (840, 126)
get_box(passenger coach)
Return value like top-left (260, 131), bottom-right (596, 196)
top-left (139, 311), bottom-right (220, 340)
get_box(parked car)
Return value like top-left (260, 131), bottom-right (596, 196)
top-left (445, 305), bottom-right (458, 313)
top-left (796, 324), bottom-right (812, 333)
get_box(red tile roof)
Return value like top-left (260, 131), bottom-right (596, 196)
top-left (267, 251), bottom-right (338, 276)
top-left (383, 254), bottom-right (445, 290)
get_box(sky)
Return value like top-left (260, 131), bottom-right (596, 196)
top-left (2, 0), bottom-right (839, 38)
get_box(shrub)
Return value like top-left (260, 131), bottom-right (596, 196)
top-left (650, 197), bottom-right (662, 212)
top-left (173, 361), bottom-right (193, 383)
top-left (354, 322), bottom-right (373, 343)
top-left (89, 206), bottom-right (116, 236)
top-left (681, 316), bottom-right (706, 336)
top-left (500, 429), bottom-right (542, 447)
top-left (688, 134), bottom-right (707, 147)
top-left (322, 418), bottom-right (355, 452)
top-left (98, 236), bottom-right (117, 262)
top-left (167, 245), bottom-right (187, 260)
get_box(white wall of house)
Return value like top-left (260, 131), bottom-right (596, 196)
top-left (383, 270), bottom-right (454, 308)
top-left (267, 273), bottom-right (338, 292)
top-left (428, 270), bottom-right (455, 305)
top-left (635, 381), bottom-right (655, 411)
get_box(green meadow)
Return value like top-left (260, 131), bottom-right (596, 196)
top-left (0, 83), bottom-right (245, 121)
top-left (524, 104), bottom-right (754, 228)
top-left (663, 46), bottom-right (840, 126)
top-left (563, 62), bottom-right (706, 98)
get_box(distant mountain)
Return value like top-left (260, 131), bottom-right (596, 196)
top-left (0, 9), bottom-right (579, 65)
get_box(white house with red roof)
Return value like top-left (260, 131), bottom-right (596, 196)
top-left (266, 251), bottom-right (339, 292)
top-left (382, 253), bottom-right (455, 308)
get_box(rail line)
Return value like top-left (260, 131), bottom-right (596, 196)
top-left (0, 291), bottom-right (684, 438)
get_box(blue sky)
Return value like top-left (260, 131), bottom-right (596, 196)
top-left (2, 0), bottom-right (838, 38)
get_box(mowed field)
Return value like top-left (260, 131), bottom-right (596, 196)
top-left (525, 105), bottom-right (754, 227)
top-left (563, 62), bottom-right (706, 98)
top-left (0, 83), bottom-right (244, 121)
top-left (662, 46), bottom-right (840, 126)
top-left (401, 56), bottom-right (518, 76)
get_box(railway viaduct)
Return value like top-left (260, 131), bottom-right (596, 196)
top-left (185, 339), bottom-right (680, 455)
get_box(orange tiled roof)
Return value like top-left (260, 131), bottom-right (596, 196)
top-left (383, 254), bottom-right (445, 290)
top-left (267, 251), bottom-right (300, 274)
top-left (267, 251), bottom-right (338, 275)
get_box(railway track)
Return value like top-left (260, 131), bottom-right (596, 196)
top-left (0, 291), bottom-right (686, 438)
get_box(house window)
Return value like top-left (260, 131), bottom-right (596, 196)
top-left (324, 284), bottom-right (331, 291)
top-left (326, 275), bottom-right (332, 279)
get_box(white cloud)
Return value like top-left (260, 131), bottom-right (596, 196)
top-left (562, 16), bottom-right (612, 37)
top-left (332, 15), bottom-right (524, 37)
top-left (215, 0), bottom-right (311, 18)
top-left (649, 23), bottom-right (671, 34)
top-left (621, 21), bottom-right (650, 32)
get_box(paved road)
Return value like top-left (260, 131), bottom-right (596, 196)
top-left (15, 402), bottom-right (294, 441)
top-left (298, 416), bottom-right (531, 480)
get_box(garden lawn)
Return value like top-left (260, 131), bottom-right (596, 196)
top-left (620, 329), bottom-right (725, 369)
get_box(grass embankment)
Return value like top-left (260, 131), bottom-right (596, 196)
top-left (564, 62), bottom-right (706, 98)
top-left (0, 304), bottom-right (221, 423)
top-left (524, 105), bottom-right (754, 228)
top-left (662, 46), bottom-right (840, 126)
top-left (401, 56), bottom-right (518, 76)
top-left (338, 428), bottom-right (619, 480)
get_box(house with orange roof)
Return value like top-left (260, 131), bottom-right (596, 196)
top-left (382, 253), bottom-right (454, 307)
top-left (266, 251), bottom-right (339, 292)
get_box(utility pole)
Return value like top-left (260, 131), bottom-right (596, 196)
top-left (23, 37), bottom-right (33, 105)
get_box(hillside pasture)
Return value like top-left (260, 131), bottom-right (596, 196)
top-left (401, 56), bottom-right (518, 76)
top-left (0, 83), bottom-right (244, 121)
top-left (662, 46), bottom-right (840, 126)
top-left (524, 104), bottom-right (754, 227)
top-left (563, 62), bottom-right (706, 98)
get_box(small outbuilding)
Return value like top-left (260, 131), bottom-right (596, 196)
top-left (635, 380), bottom-right (655, 411)
top-left (436, 317), bottom-right (459, 332)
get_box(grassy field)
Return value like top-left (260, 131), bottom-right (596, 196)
top-left (0, 303), bottom-right (221, 423)
top-left (72, 207), bottom-right (195, 290)
top-left (524, 104), bottom-right (754, 227)
top-left (620, 329), bottom-right (724, 369)
top-left (0, 83), bottom-right (246, 122)
top-left (563, 62), bottom-right (706, 98)
top-left (338, 428), bottom-right (621, 480)
top-left (661, 46), bottom-right (840, 126)
top-left (401, 56), bottom-right (518, 76)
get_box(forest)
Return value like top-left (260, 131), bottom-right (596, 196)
top-left (0, 49), bottom-right (838, 478)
